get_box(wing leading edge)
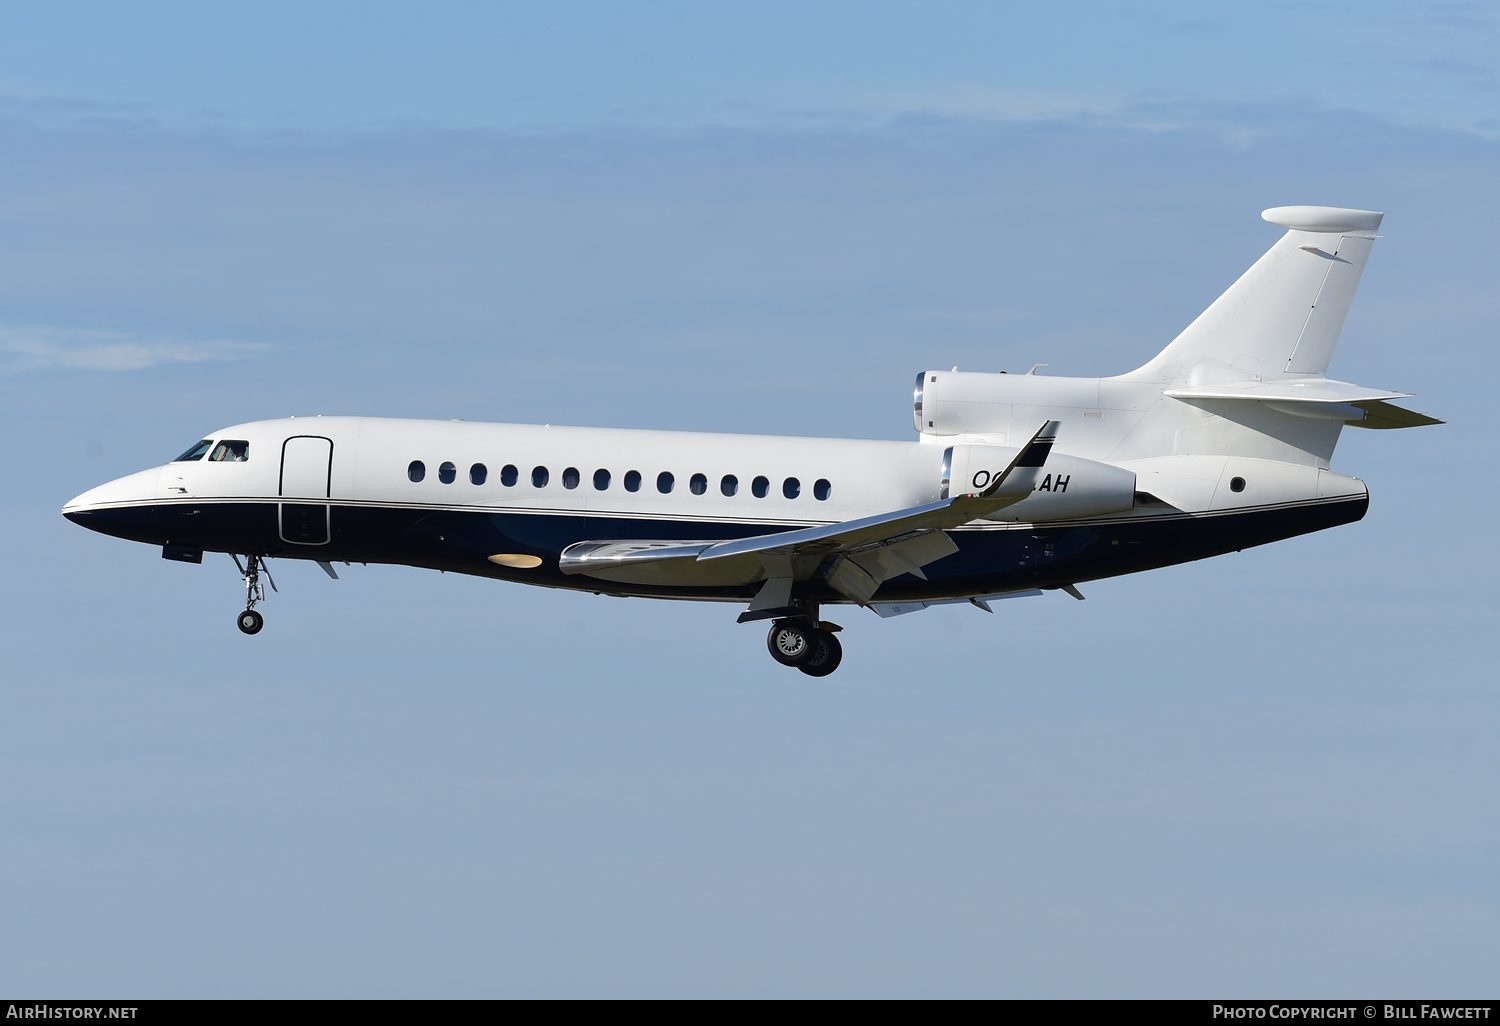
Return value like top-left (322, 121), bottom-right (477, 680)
top-left (558, 421), bottom-right (1062, 612)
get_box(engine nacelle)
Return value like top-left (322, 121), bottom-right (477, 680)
top-left (913, 369), bottom-right (1108, 438)
top-left (941, 444), bottom-right (1137, 522)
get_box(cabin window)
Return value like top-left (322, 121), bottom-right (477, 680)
top-left (593, 469), bottom-right (611, 490)
top-left (657, 471), bottom-right (675, 494)
top-left (562, 467), bottom-right (581, 489)
top-left (174, 440), bottom-right (213, 462)
top-left (1230, 476), bottom-right (1247, 493)
top-left (690, 473), bottom-right (708, 495)
top-left (408, 460), bottom-right (426, 483)
top-left (783, 477), bottom-right (801, 500)
top-left (814, 478), bottom-right (831, 501)
top-left (721, 474), bottom-right (738, 497)
top-left (751, 475), bottom-right (769, 498)
top-left (439, 462), bottom-right (457, 484)
top-left (624, 470), bottom-right (642, 492)
top-left (500, 464), bottom-right (518, 487)
top-left (470, 463), bottom-right (487, 486)
top-left (209, 440), bottom-right (250, 462)
top-left (532, 466), bottom-right (549, 488)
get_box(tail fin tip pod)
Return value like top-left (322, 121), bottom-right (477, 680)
top-left (1129, 204), bottom-right (1385, 384)
top-left (1261, 206), bottom-right (1383, 233)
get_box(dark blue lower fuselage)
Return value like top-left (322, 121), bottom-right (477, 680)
top-left (65, 494), bottom-right (1369, 604)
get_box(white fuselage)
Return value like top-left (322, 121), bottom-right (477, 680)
top-left (63, 414), bottom-right (1370, 604)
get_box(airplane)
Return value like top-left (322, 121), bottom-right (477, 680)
top-left (62, 205), bottom-right (1439, 676)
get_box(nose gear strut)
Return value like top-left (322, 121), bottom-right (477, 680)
top-left (231, 554), bottom-right (277, 635)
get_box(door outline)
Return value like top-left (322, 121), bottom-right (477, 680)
top-left (279, 435), bottom-right (333, 546)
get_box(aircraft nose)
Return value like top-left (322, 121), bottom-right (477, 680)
top-left (62, 483), bottom-right (108, 519)
top-left (61, 468), bottom-right (164, 535)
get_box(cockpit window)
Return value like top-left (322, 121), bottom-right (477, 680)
top-left (209, 440), bottom-right (250, 462)
top-left (173, 440), bottom-right (213, 462)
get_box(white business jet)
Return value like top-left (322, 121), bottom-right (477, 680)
top-left (63, 205), bottom-right (1438, 676)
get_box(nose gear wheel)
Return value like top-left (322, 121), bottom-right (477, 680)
top-left (231, 554), bottom-right (276, 635)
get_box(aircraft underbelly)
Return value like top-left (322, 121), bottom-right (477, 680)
top-left (318, 495), bottom-right (1368, 601)
top-left (78, 492), bottom-right (1366, 606)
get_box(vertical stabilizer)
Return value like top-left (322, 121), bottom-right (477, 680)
top-left (1128, 206), bottom-right (1383, 385)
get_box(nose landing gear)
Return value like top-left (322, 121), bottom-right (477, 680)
top-left (766, 617), bottom-right (844, 677)
top-left (231, 554), bottom-right (276, 635)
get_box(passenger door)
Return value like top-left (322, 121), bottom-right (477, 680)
top-left (279, 435), bottom-right (333, 545)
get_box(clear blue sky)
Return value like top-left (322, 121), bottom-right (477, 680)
top-left (2, 1), bottom-right (1496, 998)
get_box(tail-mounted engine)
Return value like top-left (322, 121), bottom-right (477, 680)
top-left (941, 443), bottom-right (1137, 522)
top-left (914, 369), bottom-right (1106, 437)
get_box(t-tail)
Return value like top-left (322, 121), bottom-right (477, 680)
top-left (1113, 205), bottom-right (1441, 465)
top-left (911, 205), bottom-right (1440, 469)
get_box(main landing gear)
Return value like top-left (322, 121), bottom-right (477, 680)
top-left (766, 618), bottom-right (843, 677)
top-left (231, 554), bottom-right (276, 635)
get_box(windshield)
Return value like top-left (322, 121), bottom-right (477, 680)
top-left (173, 439), bottom-right (213, 462)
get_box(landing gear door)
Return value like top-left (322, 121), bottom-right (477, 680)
top-left (279, 435), bottom-right (333, 545)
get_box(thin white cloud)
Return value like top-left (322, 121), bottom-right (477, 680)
top-left (832, 83), bottom-right (1500, 144)
top-left (0, 326), bottom-right (269, 374)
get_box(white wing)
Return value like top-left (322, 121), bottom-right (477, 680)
top-left (559, 422), bottom-right (1060, 612)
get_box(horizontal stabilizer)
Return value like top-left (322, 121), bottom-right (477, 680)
top-left (1166, 378), bottom-right (1441, 429)
top-left (1165, 379), bottom-right (1409, 404)
top-left (1349, 400), bottom-right (1444, 430)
